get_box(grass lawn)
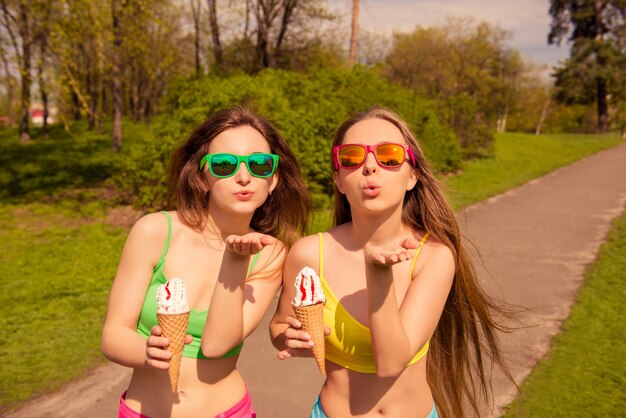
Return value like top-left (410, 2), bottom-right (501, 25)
top-left (445, 132), bottom-right (624, 209)
top-left (0, 200), bottom-right (127, 413)
top-left (503, 207), bottom-right (626, 417)
top-left (0, 126), bottom-right (623, 413)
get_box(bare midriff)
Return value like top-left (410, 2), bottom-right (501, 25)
top-left (124, 355), bottom-right (244, 418)
top-left (319, 358), bottom-right (434, 417)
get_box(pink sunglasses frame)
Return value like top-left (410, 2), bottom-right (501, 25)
top-left (332, 142), bottom-right (416, 170)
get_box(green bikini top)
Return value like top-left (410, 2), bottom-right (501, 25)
top-left (136, 211), bottom-right (260, 359)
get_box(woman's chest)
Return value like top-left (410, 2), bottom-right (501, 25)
top-left (163, 244), bottom-right (226, 311)
top-left (322, 253), bottom-right (413, 326)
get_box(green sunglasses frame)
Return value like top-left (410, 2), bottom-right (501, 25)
top-left (199, 153), bottom-right (279, 178)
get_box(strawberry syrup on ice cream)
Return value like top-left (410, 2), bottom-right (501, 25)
top-left (156, 278), bottom-right (190, 314)
top-left (292, 266), bottom-right (325, 307)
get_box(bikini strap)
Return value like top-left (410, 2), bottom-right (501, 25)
top-left (409, 232), bottom-right (430, 279)
top-left (248, 252), bottom-right (261, 275)
top-left (318, 232), bottom-right (324, 276)
top-left (158, 211), bottom-right (172, 265)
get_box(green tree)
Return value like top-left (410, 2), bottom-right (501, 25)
top-left (53, 0), bottom-right (109, 129)
top-left (114, 68), bottom-right (461, 209)
top-left (548, 0), bottom-right (626, 132)
top-left (382, 18), bottom-right (522, 157)
top-left (214, 0), bottom-right (342, 73)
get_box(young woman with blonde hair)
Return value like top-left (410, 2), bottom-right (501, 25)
top-left (271, 106), bottom-right (511, 418)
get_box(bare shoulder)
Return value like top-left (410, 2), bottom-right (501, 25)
top-left (289, 234), bottom-right (319, 257)
top-left (128, 211), bottom-right (170, 241)
top-left (415, 234), bottom-right (455, 278)
top-left (287, 233), bottom-right (322, 264)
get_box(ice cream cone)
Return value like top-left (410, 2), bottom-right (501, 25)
top-left (292, 302), bottom-right (325, 375)
top-left (157, 312), bottom-right (190, 392)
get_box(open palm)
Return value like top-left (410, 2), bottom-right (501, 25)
top-left (364, 237), bottom-right (420, 268)
top-left (225, 232), bottom-right (276, 256)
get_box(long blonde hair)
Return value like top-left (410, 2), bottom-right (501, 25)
top-left (332, 107), bottom-right (514, 418)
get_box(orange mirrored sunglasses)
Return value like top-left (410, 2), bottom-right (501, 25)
top-left (332, 142), bottom-right (416, 170)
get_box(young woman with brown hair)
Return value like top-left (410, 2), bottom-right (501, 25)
top-left (270, 106), bottom-right (511, 418)
top-left (102, 107), bottom-right (310, 418)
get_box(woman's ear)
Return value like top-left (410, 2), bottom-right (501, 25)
top-left (406, 169), bottom-right (418, 191)
top-left (269, 170), bottom-right (279, 195)
top-left (333, 171), bottom-right (346, 194)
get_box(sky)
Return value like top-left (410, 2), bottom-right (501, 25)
top-left (328, 0), bottom-right (570, 72)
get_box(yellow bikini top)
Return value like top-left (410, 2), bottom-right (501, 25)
top-left (318, 232), bottom-right (430, 374)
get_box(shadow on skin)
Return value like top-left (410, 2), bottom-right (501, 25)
top-left (196, 355), bottom-right (239, 384)
top-left (334, 289), bottom-right (369, 356)
top-left (337, 290), bottom-right (399, 415)
top-left (347, 371), bottom-right (398, 415)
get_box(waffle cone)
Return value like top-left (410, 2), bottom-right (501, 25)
top-left (292, 302), bottom-right (325, 375)
top-left (157, 312), bottom-right (190, 392)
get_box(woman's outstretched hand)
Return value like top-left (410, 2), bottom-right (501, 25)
top-left (277, 315), bottom-right (331, 360)
top-left (225, 233), bottom-right (276, 256)
top-left (145, 325), bottom-right (193, 369)
top-left (364, 237), bottom-right (420, 268)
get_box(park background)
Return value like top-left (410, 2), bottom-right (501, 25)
top-left (1, 0), bottom-right (625, 416)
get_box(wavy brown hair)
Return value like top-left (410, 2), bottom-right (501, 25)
top-left (168, 106), bottom-right (311, 247)
top-left (332, 107), bottom-right (514, 418)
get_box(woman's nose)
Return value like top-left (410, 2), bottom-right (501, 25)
top-left (362, 152), bottom-right (377, 175)
top-left (234, 162), bottom-right (251, 184)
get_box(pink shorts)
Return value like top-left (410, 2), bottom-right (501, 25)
top-left (119, 388), bottom-right (256, 418)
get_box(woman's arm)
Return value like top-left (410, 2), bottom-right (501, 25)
top-left (101, 213), bottom-right (185, 369)
top-left (269, 235), bottom-right (320, 357)
top-left (366, 238), bottom-right (455, 377)
top-left (201, 235), bottom-right (285, 358)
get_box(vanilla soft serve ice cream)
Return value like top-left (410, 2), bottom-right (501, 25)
top-left (156, 278), bottom-right (190, 314)
top-left (292, 266), bottom-right (325, 307)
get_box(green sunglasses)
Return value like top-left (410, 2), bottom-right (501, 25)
top-left (199, 153), bottom-right (279, 178)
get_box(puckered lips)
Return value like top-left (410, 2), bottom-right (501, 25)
top-left (362, 182), bottom-right (381, 197)
top-left (233, 189), bottom-right (254, 201)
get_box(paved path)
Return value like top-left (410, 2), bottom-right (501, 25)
top-left (6, 142), bottom-right (626, 418)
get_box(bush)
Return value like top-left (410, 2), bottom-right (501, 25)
top-left (543, 104), bottom-right (597, 134)
top-left (112, 68), bottom-right (461, 210)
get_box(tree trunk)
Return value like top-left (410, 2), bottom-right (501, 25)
top-left (18, 2), bottom-right (31, 143)
top-left (535, 97), bottom-right (550, 135)
top-left (254, 0), bottom-right (276, 70)
top-left (207, 0), bottom-right (223, 68)
top-left (596, 77), bottom-right (609, 132)
top-left (191, 0), bottom-right (201, 75)
top-left (255, 3), bottom-right (269, 69)
top-left (243, 0), bottom-right (251, 41)
top-left (37, 42), bottom-right (49, 138)
top-left (273, 0), bottom-right (297, 68)
top-left (111, 0), bottom-right (123, 152)
top-left (349, 0), bottom-right (359, 67)
top-left (593, 0), bottom-right (609, 132)
top-left (497, 106), bottom-right (508, 133)
top-left (71, 90), bottom-right (81, 120)
top-left (1, 45), bottom-right (15, 123)
top-left (87, 66), bottom-right (97, 130)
